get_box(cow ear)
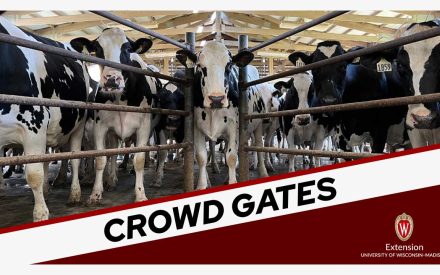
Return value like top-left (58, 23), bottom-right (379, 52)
top-left (70, 37), bottom-right (95, 53)
top-left (176, 49), bottom-right (197, 68)
top-left (380, 47), bottom-right (400, 62)
top-left (131, 38), bottom-right (153, 54)
top-left (288, 52), bottom-right (312, 67)
top-left (232, 50), bottom-right (254, 67)
top-left (274, 81), bottom-right (288, 91)
top-left (347, 46), bottom-right (364, 64)
top-left (272, 90), bottom-right (282, 98)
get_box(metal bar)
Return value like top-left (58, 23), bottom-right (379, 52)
top-left (248, 10), bottom-right (349, 52)
top-left (245, 146), bottom-right (380, 159)
top-left (238, 34), bottom-right (250, 182)
top-left (0, 143), bottom-right (188, 166)
top-left (0, 94), bottom-right (189, 116)
top-left (246, 93), bottom-right (440, 119)
top-left (0, 33), bottom-right (186, 84)
top-left (91, 11), bottom-right (188, 50)
top-left (183, 32), bottom-right (195, 193)
top-left (246, 25), bottom-right (440, 87)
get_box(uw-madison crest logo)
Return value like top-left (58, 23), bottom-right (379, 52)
top-left (395, 213), bottom-right (414, 241)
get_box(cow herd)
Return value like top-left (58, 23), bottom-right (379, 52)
top-left (0, 15), bottom-right (439, 222)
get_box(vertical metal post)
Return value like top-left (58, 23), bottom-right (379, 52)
top-left (183, 32), bottom-right (195, 192)
top-left (238, 34), bottom-right (249, 182)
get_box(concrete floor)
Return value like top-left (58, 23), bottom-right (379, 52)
top-left (0, 155), bottom-right (310, 228)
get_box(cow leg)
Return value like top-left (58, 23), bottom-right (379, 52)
top-left (255, 125), bottom-right (268, 177)
top-left (264, 133), bottom-right (275, 172)
top-left (104, 133), bottom-right (118, 191)
top-left (226, 124), bottom-right (238, 184)
top-left (195, 127), bottom-right (209, 189)
top-left (133, 125), bottom-right (149, 202)
top-left (67, 123), bottom-right (85, 205)
top-left (43, 161), bottom-right (50, 198)
top-left (88, 124), bottom-right (108, 205)
top-left (209, 140), bottom-right (220, 174)
top-left (286, 130), bottom-right (296, 172)
top-left (52, 159), bottom-right (68, 187)
top-left (407, 129), bottom-right (427, 148)
top-left (152, 130), bottom-right (167, 187)
top-left (23, 138), bottom-right (49, 221)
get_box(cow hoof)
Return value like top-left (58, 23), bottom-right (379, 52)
top-left (51, 178), bottom-right (67, 188)
top-left (33, 206), bottom-right (49, 222)
top-left (135, 195), bottom-right (148, 202)
top-left (86, 194), bottom-right (103, 206)
top-left (149, 181), bottom-right (162, 188)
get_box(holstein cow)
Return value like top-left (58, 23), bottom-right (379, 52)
top-left (151, 71), bottom-right (185, 187)
top-left (71, 28), bottom-right (161, 204)
top-left (394, 19), bottom-right (440, 147)
top-left (274, 52), bottom-right (324, 172)
top-left (176, 41), bottom-right (270, 189)
top-left (303, 41), bottom-right (408, 155)
top-left (0, 16), bottom-right (90, 221)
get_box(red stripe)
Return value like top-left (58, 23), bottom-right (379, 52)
top-left (2, 143), bottom-right (440, 235)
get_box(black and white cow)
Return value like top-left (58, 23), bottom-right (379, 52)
top-left (303, 41), bottom-right (408, 155)
top-left (275, 52), bottom-right (326, 172)
top-left (176, 41), bottom-right (271, 189)
top-left (71, 28), bottom-right (161, 204)
top-left (394, 19), bottom-right (440, 147)
top-left (0, 16), bottom-right (90, 221)
top-left (151, 71), bottom-right (185, 187)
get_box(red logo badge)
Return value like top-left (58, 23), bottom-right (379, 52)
top-left (395, 213), bottom-right (414, 241)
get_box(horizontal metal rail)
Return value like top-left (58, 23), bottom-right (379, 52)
top-left (91, 11), bottom-right (188, 50)
top-left (0, 94), bottom-right (189, 116)
top-left (246, 93), bottom-right (440, 119)
top-left (248, 11), bottom-right (349, 52)
top-left (245, 25), bottom-right (440, 87)
top-left (0, 143), bottom-right (189, 166)
top-left (245, 146), bottom-right (380, 159)
top-left (0, 33), bottom-right (186, 84)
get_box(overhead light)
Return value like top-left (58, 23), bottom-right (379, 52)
top-left (200, 40), bottom-right (207, 47)
top-left (171, 57), bottom-right (174, 63)
top-left (193, 10), bottom-right (199, 14)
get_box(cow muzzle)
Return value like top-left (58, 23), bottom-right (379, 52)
top-left (412, 113), bottom-right (437, 129)
top-left (320, 96), bottom-right (338, 105)
top-left (101, 70), bottom-right (125, 93)
top-left (166, 115), bottom-right (181, 130)
top-left (295, 115), bottom-right (311, 126)
top-left (208, 95), bottom-right (226, 108)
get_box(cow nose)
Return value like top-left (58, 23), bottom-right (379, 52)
top-left (412, 113), bottom-right (437, 129)
top-left (209, 96), bottom-right (225, 108)
top-left (104, 75), bottom-right (122, 89)
top-left (168, 115), bottom-right (180, 121)
top-left (296, 115), bottom-right (311, 126)
top-left (321, 96), bottom-right (337, 105)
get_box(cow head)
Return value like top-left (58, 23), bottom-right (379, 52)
top-left (395, 20), bottom-right (440, 129)
top-left (279, 52), bottom-right (315, 126)
top-left (157, 82), bottom-right (184, 131)
top-left (176, 41), bottom-right (254, 108)
top-left (309, 41), bottom-right (347, 106)
top-left (70, 28), bottom-right (153, 94)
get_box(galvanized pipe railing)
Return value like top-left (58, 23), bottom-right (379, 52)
top-left (91, 11), bottom-right (189, 50)
top-left (245, 146), bottom-right (380, 159)
top-left (247, 10), bottom-right (349, 52)
top-left (0, 143), bottom-right (188, 166)
top-left (238, 34), bottom-right (250, 182)
top-left (246, 93), bottom-right (440, 119)
top-left (183, 32), bottom-right (196, 192)
top-left (0, 33), bottom-right (186, 84)
top-left (245, 25), bottom-right (440, 87)
top-left (0, 94), bottom-right (189, 116)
